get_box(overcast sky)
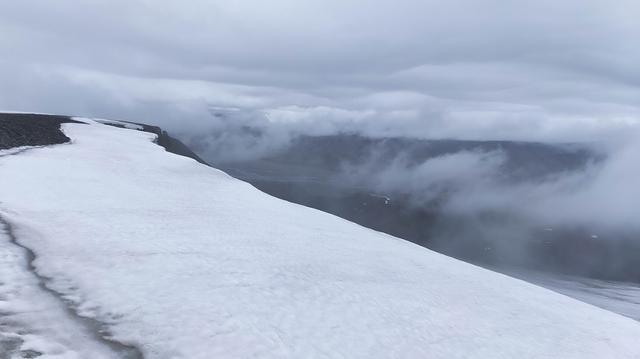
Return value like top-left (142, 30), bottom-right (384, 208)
top-left (1, 0), bottom-right (639, 141)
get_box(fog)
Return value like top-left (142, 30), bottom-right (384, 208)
top-left (182, 107), bottom-right (640, 244)
top-left (534, 135), bottom-right (640, 229)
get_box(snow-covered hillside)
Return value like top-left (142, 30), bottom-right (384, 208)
top-left (1, 119), bottom-right (640, 358)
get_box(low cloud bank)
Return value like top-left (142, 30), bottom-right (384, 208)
top-left (182, 108), bottom-right (639, 236)
top-left (343, 141), bottom-right (640, 232)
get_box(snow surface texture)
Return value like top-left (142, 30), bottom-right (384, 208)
top-left (1, 120), bottom-right (640, 358)
top-left (505, 268), bottom-right (640, 322)
top-left (0, 226), bottom-right (120, 359)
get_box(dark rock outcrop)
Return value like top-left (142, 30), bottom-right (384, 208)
top-left (0, 113), bottom-right (83, 150)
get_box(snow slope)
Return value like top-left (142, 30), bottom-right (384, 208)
top-left (1, 120), bottom-right (640, 358)
top-left (0, 226), bottom-right (122, 359)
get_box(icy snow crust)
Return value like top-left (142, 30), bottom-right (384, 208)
top-left (0, 228), bottom-right (121, 358)
top-left (1, 121), bottom-right (640, 358)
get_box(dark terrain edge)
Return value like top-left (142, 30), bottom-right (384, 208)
top-left (100, 119), bottom-right (207, 164)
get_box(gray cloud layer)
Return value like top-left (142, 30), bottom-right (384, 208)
top-left (1, 0), bottom-right (639, 142)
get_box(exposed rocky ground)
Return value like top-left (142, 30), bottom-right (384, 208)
top-left (0, 113), bottom-right (82, 150)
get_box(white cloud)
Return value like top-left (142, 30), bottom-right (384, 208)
top-left (0, 0), bottom-right (639, 141)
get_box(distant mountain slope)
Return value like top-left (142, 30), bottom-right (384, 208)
top-left (257, 134), bottom-right (597, 181)
top-left (1, 118), bottom-right (640, 358)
